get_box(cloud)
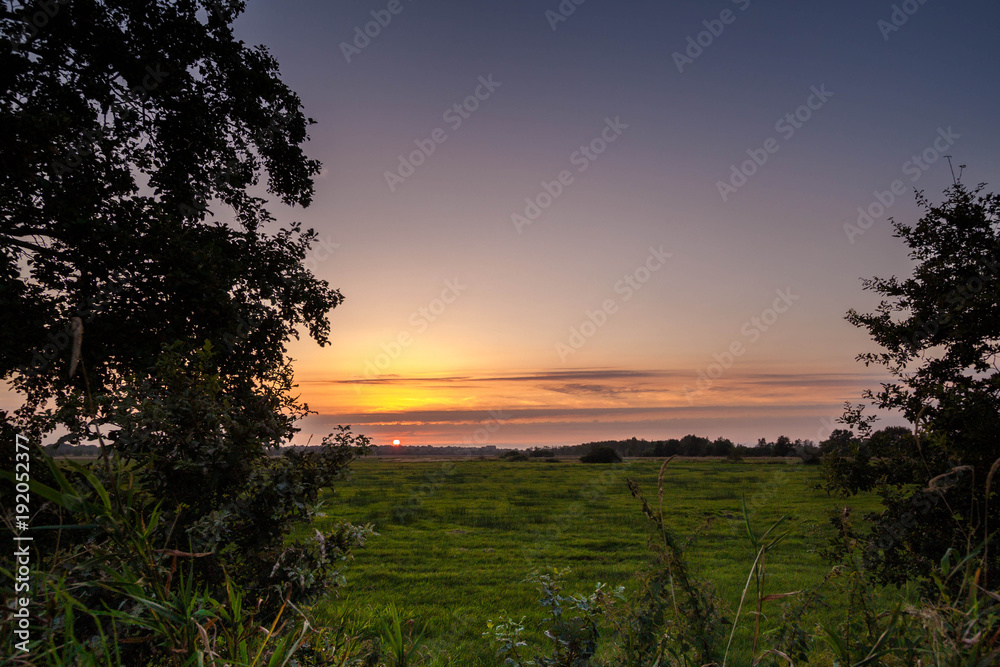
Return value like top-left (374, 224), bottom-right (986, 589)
top-left (318, 368), bottom-right (685, 386)
top-left (309, 402), bottom-right (847, 427)
top-left (544, 382), bottom-right (654, 398)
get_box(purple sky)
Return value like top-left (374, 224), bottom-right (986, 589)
top-left (237, 0), bottom-right (1000, 447)
top-left (9, 0), bottom-right (999, 448)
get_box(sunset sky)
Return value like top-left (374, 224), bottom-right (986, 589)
top-left (230, 0), bottom-right (1000, 448)
top-left (10, 1), bottom-right (997, 449)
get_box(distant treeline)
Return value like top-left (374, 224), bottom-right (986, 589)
top-left (43, 443), bottom-right (101, 457)
top-left (45, 436), bottom-right (826, 460)
top-left (372, 445), bottom-right (501, 457)
top-left (371, 434), bottom-right (825, 460)
top-left (520, 434), bottom-right (817, 460)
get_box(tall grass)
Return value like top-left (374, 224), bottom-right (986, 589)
top-left (5, 451), bottom-right (997, 665)
top-left (1, 449), bottom-right (320, 666)
top-left (481, 457), bottom-right (1000, 666)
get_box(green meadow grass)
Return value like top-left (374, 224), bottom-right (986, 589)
top-left (305, 458), bottom-right (887, 665)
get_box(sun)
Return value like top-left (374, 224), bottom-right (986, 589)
top-left (392, 439), bottom-right (400, 445)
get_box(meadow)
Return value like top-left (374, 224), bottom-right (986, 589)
top-left (305, 457), bottom-right (888, 665)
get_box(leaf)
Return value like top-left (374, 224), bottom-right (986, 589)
top-left (67, 460), bottom-right (112, 511)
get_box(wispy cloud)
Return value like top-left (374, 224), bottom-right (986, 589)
top-left (294, 368), bottom-right (893, 445)
top-left (311, 402), bottom-right (855, 427)
top-left (322, 368), bottom-right (668, 385)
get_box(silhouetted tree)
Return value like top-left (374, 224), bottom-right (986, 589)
top-left (832, 182), bottom-right (1000, 585)
top-left (709, 437), bottom-right (735, 458)
top-left (529, 448), bottom-right (555, 458)
top-left (679, 434), bottom-right (710, 456)
top-left (581, 446), bottom-right (622, 463)
top-left (819, 429), bottom-right (858, 456)
top-left (0, 0), bottom-right (368, 611)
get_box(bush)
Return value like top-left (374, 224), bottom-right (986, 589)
top-left (1, 343), bottom-right (372, 643)
top-left (529, 448), bottom-right (555, 458)
top-left (580, 446), bottom-right (622, 464)
top-left (102, 343), bottom-right (371, 611)
top-left (838, 183), bottom-right (1000, 585)
top-left (485, 569), bottom-right (619, 667)
top-left (502, 450), bottom-right (531, 462)
top-left (0, 442), bottom-right (356, 665)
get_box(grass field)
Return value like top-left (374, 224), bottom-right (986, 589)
top-left (304, 457), bottom-right (888, 665)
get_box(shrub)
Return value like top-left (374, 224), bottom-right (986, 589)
top-left (99, 343), bottom-right (371, 612)
top-left (485, 569), bottom-right (620, 667)
top-left (838, 182), bottom-right (1000, 585)
top-left (580, 446), bottom-right (622, 464)
top-left (0, 442), bottom-right (356, 665)
top-left (529, 449), bottom-right (555, 458)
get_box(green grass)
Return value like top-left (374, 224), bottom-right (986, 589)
top-left (304, 457), bottom-right (887, 665)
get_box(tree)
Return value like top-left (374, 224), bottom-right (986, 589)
top-left (818, 429), bottom-right (858, 457)
top-left (581, 446), bottom-right (622, 463)
top-left (1, 0), bottom-right (368, 609)
top-left (679, 434), bottom-right (710, 456)
top-left (831, 181), bottom-right (1000, 585)
top-left (709, 436), bottom-right (735, 458)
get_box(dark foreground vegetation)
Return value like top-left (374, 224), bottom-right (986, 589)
top-left (2, 1), bottom-right (999, 664)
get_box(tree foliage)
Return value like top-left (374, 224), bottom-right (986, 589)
top-left (830, 182), bottom-right (1000, 584)
top-left (580, 446), bottom-right (622, 464)
top-left (0, 0), bottom-right (369, 619)
top-left (2, 0), bottom-right (336, 421)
